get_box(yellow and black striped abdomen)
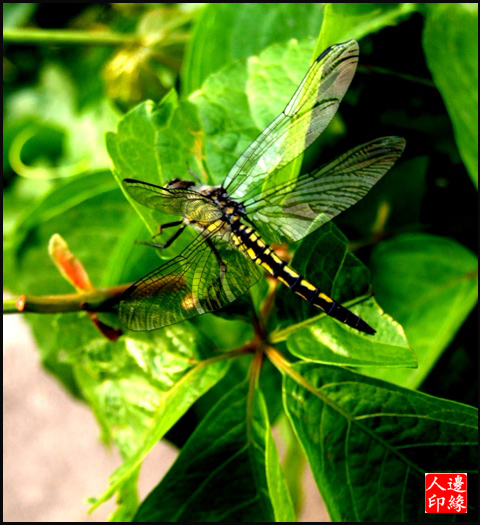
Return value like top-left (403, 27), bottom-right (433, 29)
top-left (230, 222), bottom-right (375, 335)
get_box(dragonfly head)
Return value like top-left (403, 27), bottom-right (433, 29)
top-left (166, 179), bottom-right (195, 190)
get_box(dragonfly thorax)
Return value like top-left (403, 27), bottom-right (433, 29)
top-left (193, 184), bottom-right (247, 221)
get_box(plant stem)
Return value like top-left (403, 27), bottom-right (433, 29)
top-left (3, 28), bottom-right (137, 46)
top-left (3, 284), bottom-right (130, 315)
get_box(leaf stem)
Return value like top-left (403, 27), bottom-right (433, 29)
top-left (265, 346), bottom-right (320, 397)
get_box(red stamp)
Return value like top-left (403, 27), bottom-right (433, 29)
top-left (425, 473), bottom-right (467, 513)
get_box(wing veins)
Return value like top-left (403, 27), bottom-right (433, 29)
top-left (240, 136), bottom-right (406, 244)
top-left (119, 220), bottom-right (262, 330)
top-left (223, 40), bottom-right (359, 200)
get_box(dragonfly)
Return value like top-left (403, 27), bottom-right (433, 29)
top-left (119, 40), bottom-right (405, 335)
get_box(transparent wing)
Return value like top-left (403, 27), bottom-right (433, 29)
top-left (242, 137), bottom-right (406, 244)
top-left (223, 40), bottom-right (359, 203)
top-left (123, 179), bottom-right (223, 222)
top-left (119, 224), bottom-right (262, 331)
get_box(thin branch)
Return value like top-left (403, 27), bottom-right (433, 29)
top-left (4, 284), bottom-right (130, 315)
top-left (358, 64), bottom-right (435, 88)
top-left (3, 28), bottom-right (137, 46)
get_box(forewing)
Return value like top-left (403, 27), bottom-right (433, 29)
top-left (243, 137), bottom-right (406, 244)
top-left (223, 40), bottom-right (359, 203)
top-left (123, 179), bottom-right (223, 222)
top-left (119, 225), bottom-right (262, 331)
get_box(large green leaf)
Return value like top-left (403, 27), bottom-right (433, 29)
top-left (284, 363), bottom-right (478, 522)
top-left (368, 234), bottom-right (478, 388)
top-left (134, 381), bottom-right (295, 522)
top-left (423, 3), bottom-right (478, 187)
top-left (182, 3), bottom-right (324, 95)
top-left (106, 92), bottom-right (203, 194)
top-left (90, 326), bottom-right (229, 512)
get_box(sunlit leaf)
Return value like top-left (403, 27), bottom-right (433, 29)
top-left (284, 363), bottom-right (478, 521)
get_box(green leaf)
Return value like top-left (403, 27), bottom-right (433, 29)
top-left (89, 325), bottom-right (230, 511)
top-left (4, 171), bottom-right (125, 295)
top-left (272, 223), bottom-right (413, 367)
top-left (283, 301), bottom-right (414, 368)
top-left (284, 363), bottom-right (478, 522)
top-left (106, 92), bottom-right (203, 191)
top-left (278, 223), bottom-right (373, 314)
top-left (317, 3), bottom-right (416, 51)
top-left (423, 3), bottom-right (478, 187)
top-left (3, 2), bottom-right (37, 28)
top-left (105, 93), bottom-right (202, 257)
top-left (368, 234), bottom-right (478, 388)
top-left (4, 158), bottom-right (232, 514)
top-left (134, 381), bottom-right (295, 522)
top-left (189, 39), bottom-right (318, 188)
top-left (182, 3), bottom-right (325, 95)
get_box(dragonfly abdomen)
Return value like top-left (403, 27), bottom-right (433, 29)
top-left (230, 221), bottom-right (375, 335)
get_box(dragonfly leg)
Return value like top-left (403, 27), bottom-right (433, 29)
top-left (137, 223), bottom-right (186, 250)
top-left (206, 237), bottom-right (226, 278)
top-left (205, 237), bottom-right (228, 307)
top-left (153, 220), bottom-right (184, 239)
